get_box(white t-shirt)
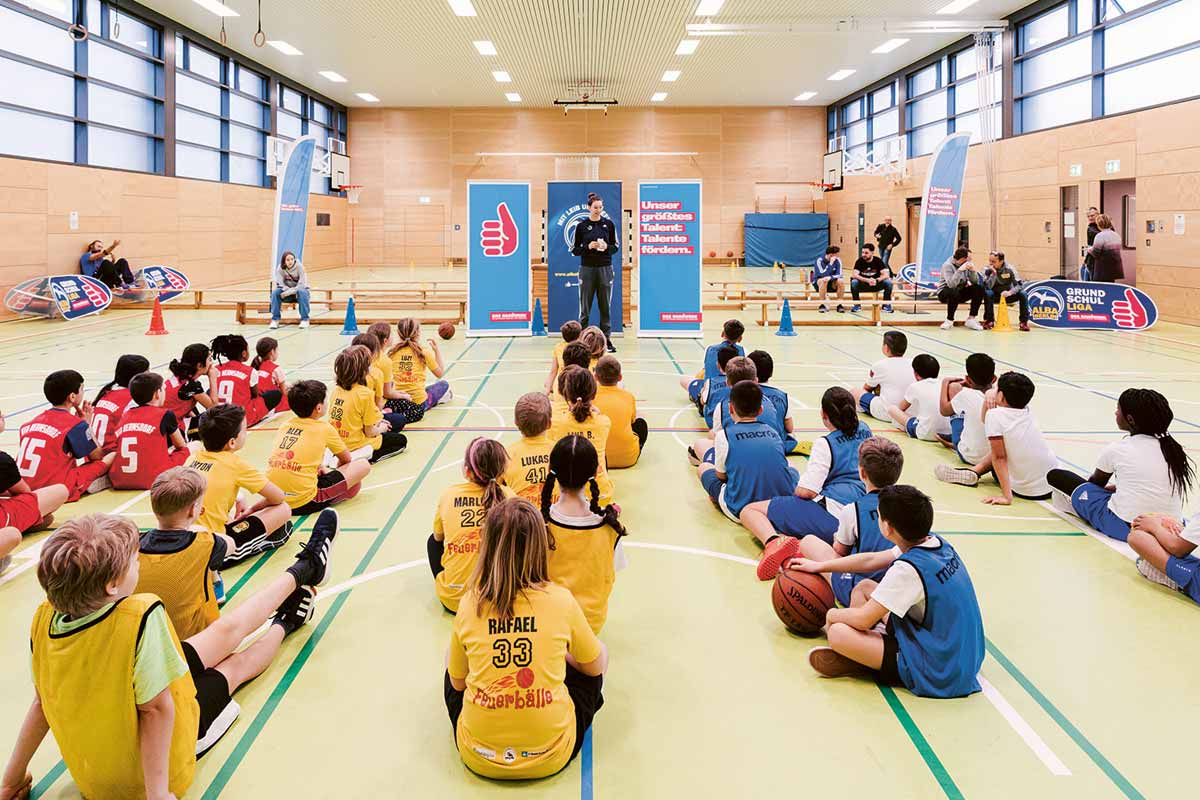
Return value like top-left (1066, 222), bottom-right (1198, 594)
top-left (904, 378), bottom-right (952, 440)
top-left (866, 357), bottom-right (915, 407)
top-left (870, 537), bottom-right (943, 625)
top-left (1181, 517), bottom-right (1200, 549)
top-left (951, 386), bottom-right (989, 463)
top-left (833, 502), bottom-right (861, 548)
top-left (984, 406), bottom-right (1057, 497)
top-left (795, 436), bottom-right (846, 514)
top-left (1095, 434), bottom-right (1185, 522)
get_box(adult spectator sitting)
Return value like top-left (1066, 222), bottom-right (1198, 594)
top-left (982, 251), bottom-right (1030, 332)
top-left (937, 247), bottom-right (984, 331)
top-left (270, 250), bottom-right (311, 329)
top-left (873, 215), bottom-right (902, 267)
top-left (850, 243), bottom-right (893, 313)
top-left (79, 239), bottom-right (136, 291)
top-left (1088, 213), bottom-right (1124, 283)
top-left (812, 245), bottom-right (845, 313)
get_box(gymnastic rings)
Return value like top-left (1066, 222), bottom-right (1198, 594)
top-left (67, 23), bottom-right (88, 42)
top-left (253, 0), bottom-right (266, 46)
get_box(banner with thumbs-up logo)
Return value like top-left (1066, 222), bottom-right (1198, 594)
top-left (1025, 280), bottom-right (1157, 331)
top-left (468, 182), bottom-right (532, 336)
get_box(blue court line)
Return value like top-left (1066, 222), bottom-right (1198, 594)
top-left (580, 727), bottom-right (594, 800)
top-left (201, 337), bottom-right (496, 798)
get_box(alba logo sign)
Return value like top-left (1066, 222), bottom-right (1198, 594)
top-left (1026, 280), bottom-right (1157, 331)
top-left (480, 202), bottom-right (519, 257)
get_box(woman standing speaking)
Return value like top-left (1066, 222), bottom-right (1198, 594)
top-left (572, 192), bottom-right (619, 352)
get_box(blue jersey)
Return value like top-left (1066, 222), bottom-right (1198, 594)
top-left (813, 255), bottom-right (842, 281)
top-left (759, 384), bottom-right (795, 451)
top-left (701, 341), bottom-right (744, 382)
top-left (891, 539), bottom-right (985, 698)
top-left (821, 422), bottom-right (872, 505)
top-left (720, 421), bottom-right (799, 517)
top-left (831, 492), bottom-right (888, 605)
top-left (703, 384), bottom-right (730, 429)
top-left (719, 394), bottom-right (783, 448)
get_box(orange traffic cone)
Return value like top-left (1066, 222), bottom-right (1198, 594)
top-left (146, 295), bottom-right (168, 335)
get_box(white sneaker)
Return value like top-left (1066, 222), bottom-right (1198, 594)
top-left (442, 387), bottom-right (454, 404)
top-left (940, 320), bottom-right (953, 330)
top-left (1136, 558), bottom-right (1181, 591)
top-left (269, 319), bottom-right (280, 329)
top-left (299, 319), bottom-right (310, 329)
top-left (934, 463), bottom-right (979, 487)
top-left (964, 318), bottom-right (983, 331)
top-left (1050, 489), bottom-right (1079, 517)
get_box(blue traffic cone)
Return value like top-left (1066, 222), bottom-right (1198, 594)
top-left (531, 297), bottom-right (547, 336)
top-left (340, 296), bottom-right (359, 335)
top-left (776, 299), bottom-right (797, 336)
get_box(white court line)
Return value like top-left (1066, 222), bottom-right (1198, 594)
top-left (1037, 499), bottom-right (1136, 560)
top-left (668, 405), bottom-right (695, 449)
top-left (363, 403), bottom-right (506, 492)
top-left (935, 508), bottom-right (1058, 522)
top-left (979, 675), bottom-right (1072, 776)
top-left (624, 541), bottom-right (757, 566)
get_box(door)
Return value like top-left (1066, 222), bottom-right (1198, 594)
top-left (1101, 178), bottom-right (1137, 285)
top-left (1060, 185), bottom-right (1079, 278)
top-left (857, 203), bottom-right (865, 250)
top-left (906, 198), bottom-right (922, 264)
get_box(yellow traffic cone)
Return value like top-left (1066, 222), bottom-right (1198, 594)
top-left (993, 296), bottom-right (1013, 332)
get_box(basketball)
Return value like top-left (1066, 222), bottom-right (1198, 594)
top-left (438, 322), bottom-right (455, 340)
top-left (771, 570), bottom-right (834, 635)
top-left (725, 250), bottom-right (734, 258)
top-left (708, 250), bottom-right (716, 258)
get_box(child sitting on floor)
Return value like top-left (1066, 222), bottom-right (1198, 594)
top-left (547, 320), bottom-right (583, 395)
top-left (110, 372), bottom-right (198, 490)
top-left (852, 331), bottom-right (913, 423)
top-left (505, 393), bottom-right (555, 503)
top-left (888, 354), bottom-right (951, 442)
top-left (1128, 513), bottom-right (1200, 608)
top-left (593, 355), bottom-right (646, 468)
top-left (683, 320), bottom-right (745, 410)
top-left (17, 370), bottom-right (114, 501)
top-left (92, 354), bottom-right (149, 452)
top-left (385, 318), bottom-right (451, 425)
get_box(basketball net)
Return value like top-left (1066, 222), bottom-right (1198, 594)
top-left (343, 185), bottom-right (363, 204)
top-left (554, 156), bottom-right (600, 181)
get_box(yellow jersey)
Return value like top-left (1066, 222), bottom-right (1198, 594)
top-left (448, 584), bottom-right (602, 780)
top-left (390, 343), bottom-right (437, 404)
top-left (366, 364), bottom-right (385, 406)
top-left (549, 406), bottom-right (615, 504)
top-left (266, 416), bottom-right (347, 508)
top-left (374, 352), bottom-right (394, 387)
top-left (594, 385), bottom-right (639, 468)
top-left (136, 531), bottom-right (220, 639)
top-left (553, 340), bottom-right (568, 371)
top-left (31, 595), bottom-right (199, 798)
top-left (434, 481), bottom-right (516, 611)
top-left (185, 449), bottom-right (267, 533)
top-left (546, 508), bottom-right (621, 633)
top-left (329, 383), bottom-right (382, 451)
top-left (504, 434), bottom-right (554, 504)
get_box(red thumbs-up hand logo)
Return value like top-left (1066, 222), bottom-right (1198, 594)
top-left (481, 202), bottom-right (519, 257)
top-left (1112, 287), bottom-right (1148, 329)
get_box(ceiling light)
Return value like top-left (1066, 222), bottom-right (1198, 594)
top-left (492, 71), bottom-right (511, 82)
top-left (191, 0), bottom-right (238, 16)
top-left (447, 0), bottom-right (476, 16)
top-left (662, 70), bottom-right (681, 82)
top-left (827, 69), bottom-right (856, 81)
top-left (794, 91), bottom-right (817, 101)
top-left (267, 40), bottom-right (302, 56)
top-left (356, 93), bottom-right (380, 103)
top-left (505, 92), bottom-right (522, 102)
top-left (937, 0), bottom-right (980, 13)
top-left (651, 92), bottom-right (668, 102)
top-left (695, 0), bottom-right (725, 14)
top-left (319, 71), bottom-right (347, 83)
top-left (872, 38), bottom-right (910, 54)
top-left (473, 40), bottom-right (497, 55)
top-left (676, 39), bottom-right (699, 55)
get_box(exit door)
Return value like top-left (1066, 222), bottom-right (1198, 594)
top-left (1061, 186), bottom-right (1079, 278)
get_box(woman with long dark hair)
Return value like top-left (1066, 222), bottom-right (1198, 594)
top-left (571, 193), bottom-right (618, 352)
top-left (270, 250), bottom-right (310, 328)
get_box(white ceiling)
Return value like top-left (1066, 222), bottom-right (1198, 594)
top-left (141, 0), bottom-right (1029, 107)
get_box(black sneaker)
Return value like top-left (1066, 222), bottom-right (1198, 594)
top-left (818, 304), bottom-right (828, 313)
top-left (287, 509), bottom-right (339, 587)
top-left (836, 304), bottom-right (846, 313)
top-left (371, 433), bottom-right (408, 463)
top-left (271, 585), bottom-right (317, 636)
top-left (687, 446), bottom-right (701, 467)
top-left (606, 341), bottom-right (617, 353)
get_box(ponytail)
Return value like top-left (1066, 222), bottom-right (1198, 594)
top-left (211, 334), bottom-right (249, 364)
top-left (95, 354), bottom-right (149, 404)
top-left (251, 337), bottom-right (278, 370)
top-left (821, 386), bottom-right (860, 437)
top-left (1119, 388), bottom-right (1194, 498)
top-left (388, 318), bottom-right (426, 365)
top-left (560, 366), bottom-right (596, 423)
top-left (169, 343), bottom-right (211, 381)
top-left (464, 437), bottom-right (509, 512)
top-left (540, 470), bottom-right (558, 524)
top-left (544, 435), bottom-right (627, 538)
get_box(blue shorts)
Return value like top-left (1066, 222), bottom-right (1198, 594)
top-left (700, 466), bottom-right (724, 503)
top-left (1166, 555), bottom-right (1200, 605)
top-left (906, 417), bottom-right (919, 438)
top-left (858, 393), bottom-right (874, 413)
top-left (950, 416), bottom-right (967, 462)
top-left (1070, 484), bottom-right (1132, 542)
top-left (831, 572), bottom-right (855, 607)
top-left (766, 496), bottom-right (838, 543)
top-left (687, 379), bottom-right (705, 404)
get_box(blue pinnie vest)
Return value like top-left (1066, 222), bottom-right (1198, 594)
top-left (718, 395), bottom-right (781, 445)
top-left (891, 538), bottom-right (985, 699)
top-left (831, 492), bottom-right (889, 600)
top-left (703, 342), bottom-right (744, 383)
top-left (758, 384), bottom-right (795, 451)
top-left (820, 421), bottom-right (872, 505)
top-left (722, 421), bottom-right (799, 516)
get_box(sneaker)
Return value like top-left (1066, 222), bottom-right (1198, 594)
top-left (29, 514), bottom-right (54, 533)
top-left (792, 440), bottom-right (812, 457)
top-left (982, 320), bottom-right (995, 330)
top-left (1019, 322), bottom-right (1030, 332)
top-left (964, 318), bottom-right (983, 331)
top-left (808, 647), bottom-right (873, 679)
top-left (299, 319), bottom-right (310, 329)
top-left (934, 463), bottom-right (980, 487)
top-left (851, 304), bottom-right (862, 312)
top-left (940, 320), bottom-right (953, 330)
top-left (606, 341), bottom-right (617, 353)
top-left (687, 446), bottom-right (701, 467)
top-left (86, 474), bottom-right (111, 494)
top-left (836, 304), bottom-right (846, 313)
top-left (287, 509), bottom-right (340, 587)
top-left (818, 304), bottom-right (828, 313)
top-left (882, 304), bottom-right (894, 313)
top-left (1050, 488), bottom-right (1078, 517)
top-left (372, 434), bottom-right (408, 462)
top-left (269, 319), bottom-right (280, 329)
top-left (442, 387), bottom-right (454, 404)
top-left (213, 572), bottom-right (226, 606)
top-left (756, 536), bottom-right (799, 581)
top-left (272, 585), bottom-right (317, 636)
top-left (1136, 558), bottom-right (1181, 591)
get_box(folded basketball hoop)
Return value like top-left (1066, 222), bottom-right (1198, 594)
top-left (342, 185), bottom-right (363, 204)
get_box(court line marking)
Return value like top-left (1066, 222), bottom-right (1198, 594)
top-left (978, 676), bottom-right (1072, 775)
top-left (1036, 500), bottom-right (1135, 560)
top-left (877, 686), bottom-right (964, 799)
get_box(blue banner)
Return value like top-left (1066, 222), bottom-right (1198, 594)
top-left (637, 180), bottom-right (702, 337)
top-left (1025, 280), bottom-right (1158, 331)
top-left (743, 213), bottom-right (828, 267)
top-left (547, 181), bottom-right (623, 334)
top-left (914, 133), bottom-right (971, 286)
top-left (271, 137), bottom-right (316, 278)
top-left (50, 275), bottom-right (112, 320)
top-left (467, 181), bottom-right (531, 336)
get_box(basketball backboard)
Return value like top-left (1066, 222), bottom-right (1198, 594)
top-left (823, 149), bottom-right (844, 191)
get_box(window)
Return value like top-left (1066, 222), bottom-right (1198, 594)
top-left (1019, 36), bottom-right (1091, 93)
top-left (1019, 79), bottom-right (1092, 131)
top-left (0, 107), bottom-right (73, 161)
top-left (1105, 45), bottom-right (1200, 113)
top-left (910, 124), bottom-right (946, 157)
top-left (1100, 0), bottom-right (1161, 19)
top-left (0, 5), bottom-right (74, 70)
top-left (1104, 0), bottom-right (1199, 68)
top-left (909, 63), bottom-right (940, 97)
top-left (0, 55), bottom-right (73, 115)
top-left (870, 84), bottom-right (895, 113)
top-left (1020, 4), bottom-right (1070, 51)
top-left (909, 90), bottom-right (948, 127)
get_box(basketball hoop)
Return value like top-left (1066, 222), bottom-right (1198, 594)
top-left (342, 185), bottom-right (363, 204)
top-left (803, 182), bottom-right (833, 210)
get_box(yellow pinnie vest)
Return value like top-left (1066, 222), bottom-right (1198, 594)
top-left (137, 532), bottom-right (220, 640)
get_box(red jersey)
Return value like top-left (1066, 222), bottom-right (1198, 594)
top-left (163, 374), bottom-right (204, 423)
top-left (213, 361), bottom-right (268, 427)
top-left (17, 408), bottom-right (97, 491)
top-left (111, 405), bottom-right (187, 489)
top-left (92, 387), bottom-right (133, 453)
top-left (255, 360), bottom-right (289, 412)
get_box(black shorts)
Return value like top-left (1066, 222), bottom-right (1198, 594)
top-left (878, 617), bottom-right (903, 687)
top-left (181, 641), bottom-right (238, 757)
top-left (444, 666), bottom-right (604, 764)
top-left (261, 389), bottom-right (283, 411)
top-left (291, 469), bottom-right (362, 515)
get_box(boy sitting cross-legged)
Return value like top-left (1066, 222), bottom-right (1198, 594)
top-left (0, 509), bottom-right (340, 800)
top-left (682, 319), bottom-right (745, 412)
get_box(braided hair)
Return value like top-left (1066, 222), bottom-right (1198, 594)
top-left (1119, 388), bottom-right (1194, 498)
top-left (210, 334), bottom-right (250, 363)
top-left (540, 434), bottom-right (626, 538)
top-left (821, 386), bottom-right (861, 436)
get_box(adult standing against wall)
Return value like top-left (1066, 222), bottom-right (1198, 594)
top-left (1088, 214), bottom-right (1124, 283)
top-left (572, 192), bottom-right (619, 352)
top-left (873, 215), bottom-right (902, 268)
top-left (936, 247), bottom-right (984, 331)
top-left (1083, 206), bottom-right (1100, 278)
top-left (79, 239), bottom-right (136, 290)
top-left (270, 250), bottom-right (311, 329)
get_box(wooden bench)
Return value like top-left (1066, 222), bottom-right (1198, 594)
top-left (752, 298), bottom-right (947, 327)
top-left (236, 298), bottom-right (466, 326)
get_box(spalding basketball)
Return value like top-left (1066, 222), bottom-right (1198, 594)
top-left (771, 570), bottom-right (834, 635)
top-left (725, 250), bottom-right (734, 258)
top-left (438, 322), bottom-right (455, 340)
top-left (708, 250), bottom-right (716, 258)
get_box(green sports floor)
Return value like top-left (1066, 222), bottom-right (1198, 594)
top-left (0, 266), bottom-right (1195, 799)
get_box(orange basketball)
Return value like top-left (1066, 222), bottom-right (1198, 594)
top-left (771, 570), bottom-right (834, 635)
top-left (438, 322), bottom-right (455, 340)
